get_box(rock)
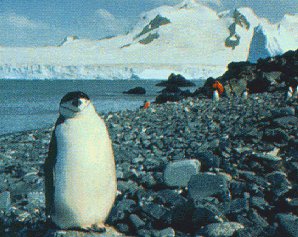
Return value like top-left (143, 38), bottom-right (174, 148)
top-left (45, 228), bottom-right (123, 236)
top-left (230, 181), bottom-right (247, 197)
top-left (250, 196), bottom-right (271, 211)
top-left (117, 180), bottom-right (139, 196)
top-left (238, 171), bottom-right (269, 188)
top-left (108, 199), bottom-right (136, 224)
top-left (197, 222), bottom-right (244, 237)
top-left (251, 152), bottom-right (282, 162)
top-left (220, 197), bottom-right (249, 215)
top-left (0, 191), bottom-right (11, 210)
top-left (163, 160), bottom-right (201, 187)
top-left (273, 116), bottom-right (298, 129)
top-left (153, 227), bottom-right (175, 237)
top-left (123, 87), bottom-right (146, 95)
top-left (142, 203), bottom-right (167, 220)
top-left (129, 214), bottom-right (146, 230)
top-left (194, 151), bottom-right (220, 170)
top-left (286, 198), bottom-right (298, 209)
top-left (171, 200), bottom-right (195, 231)
top-left (156, 73), bottom-right (195, 87)
top-left (227, 77), bottom-right (247, 97)
top-left (160, 84), bottom-right (183, 94)
top-left (116, 223), bottom-right (129, 233)
top-left (157, 189), bottom-right (187, 207)
top-left (266, 171), bottom-right (292, 198)
top-left (155, 88), bottom-right (192, 104)
top-left (276, 213), bottom-right (298, 237)
top-left (193, 77), bottom-right (217, 98)
top-left (263, 128), bottom-right (289, 144)
top-left (272, 107), bottom-right (295, 117)
top-left (192, 203), bottom-right (223, 227)
top-left (188, 174), bottom-right (228, 201)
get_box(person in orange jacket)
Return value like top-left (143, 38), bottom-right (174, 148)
top-left (212, 81), bottom-right (224, 95)
top-left (143, 100), bottom-right (151, 109)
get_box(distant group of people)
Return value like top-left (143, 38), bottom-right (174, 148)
top-left (141, 81), bottom-right (297, 108)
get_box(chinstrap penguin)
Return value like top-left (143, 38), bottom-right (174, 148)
top-left (242, 88), bottom-right (249, 100)
top-left (286, 87), bottom-right (293, 100)
top-left (293, 86), bottom-right (298, 98)
top-left (45, 91), bottom-right (117, 232)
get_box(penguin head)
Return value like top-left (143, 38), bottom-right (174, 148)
top-left (59, 91), bottom-right (92, 118)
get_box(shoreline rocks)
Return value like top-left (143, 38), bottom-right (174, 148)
top-left (0, 90), bottom-right (297, 236)
top-left (0, 46), bottom-right (298, 237)
top-left (123, 87), bottom-right (146, 95)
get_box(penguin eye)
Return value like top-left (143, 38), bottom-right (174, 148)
top-left (60, 91), bottom-right (90, 104)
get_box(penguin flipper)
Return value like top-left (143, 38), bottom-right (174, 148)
top-left (44, 129), bottom-right (57, 217)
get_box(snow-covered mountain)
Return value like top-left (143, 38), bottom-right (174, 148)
top-left (0, 0), bottom-right (297, 79)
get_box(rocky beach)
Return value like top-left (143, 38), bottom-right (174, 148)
top-left (1, 50), bottom-right (298, 237)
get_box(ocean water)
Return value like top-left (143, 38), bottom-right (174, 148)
top-left (0, 79), bottom-right (203, 135)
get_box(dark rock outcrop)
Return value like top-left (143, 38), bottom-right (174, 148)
top-left (156, 73), bottom-right (196, 87)
top-left (123, 87), bottom-right (146, 95)
top-left (193, 48), bottom-right (298, 99)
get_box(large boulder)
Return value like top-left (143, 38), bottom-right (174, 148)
top-left (123, 87), bottom-right (146, 95)
top-left (193, 77), bottom-right (217, 98)
top-left (156, 73), bottom-right (196, 87)
top-left (155, 85), bottom-right (192, 104)
top-left (188, 174), bottom-right (229, 201)
top-left (163, 160), bottom-right (201, 187)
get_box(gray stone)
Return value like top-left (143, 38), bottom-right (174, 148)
top-left (263, 128), bottom-right (289, 144)
top-left (273, 116), bottom-right (298, 129)
top-left (163, 159), bottom-right (201, 187)
top-left (221, 197), bottom-right (249, 215)
top-left (197, 222), bottom-right (244, 237)
top-left (276, 213), bottom-right (298, 237)
top-left (252, 153), bottom-right (282, 162)
top-left (44, 227), bottom-right (124, 237)
top-left (188, 174), bottom-right (228, 201)
top-left (153, 227), bottom-right (175, 237)
top-left (272, 107), bottom-right (295, 117)
top-left (129, 214), bottom-right (145, 230)
top-left (193, 203), bottom-right (223, 226)
top-left (142, 203), bottom-right (167, 220)
top-left (0, 191), bottom-right (11, 210)
top-left (194, 151), bottom-right (220, 170)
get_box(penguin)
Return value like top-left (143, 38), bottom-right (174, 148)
top-left (213, 89), bottom-right (220, 101)
top-left (242, 88), bottom-right (249, 100)
top-left (289, 86), bottom-right (293, 94)
top-left (286, 87), bottom-right (293, 100)
top-left (293, 86), bottom-right (298, 98)
top-left (44, 91), bottom-right (117, 232)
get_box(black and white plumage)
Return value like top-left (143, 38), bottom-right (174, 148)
top-left (286, 87), bottom-right (293, 100)
top-left (45, 91), bottom-right (116, 231)
top-left (212, 90), bottom-right (220, 101)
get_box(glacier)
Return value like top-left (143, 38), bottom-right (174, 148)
top-left (0, 0), bottom-right (297, 80)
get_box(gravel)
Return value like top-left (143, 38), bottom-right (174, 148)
top-left (0, 90), bottom-right (297, 236)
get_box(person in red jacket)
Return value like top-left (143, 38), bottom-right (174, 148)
top-left (212, 81), bottom-right (224, 95)
top-left (143, 100), bottom-right (151, 109)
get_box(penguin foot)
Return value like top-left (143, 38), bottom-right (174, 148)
top-left (68, 225), bottom-right (106, 233)
top-left (87, 224), bottom-right (106, 233)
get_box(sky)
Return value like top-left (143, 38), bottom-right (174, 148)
top-left (0, 0), bottom-right (297, 47)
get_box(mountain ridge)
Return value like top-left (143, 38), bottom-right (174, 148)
top-left (0, 0), bottom-right (297, 79)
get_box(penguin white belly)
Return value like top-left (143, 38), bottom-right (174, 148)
top-left (52, 116), bottom-right (116, 229)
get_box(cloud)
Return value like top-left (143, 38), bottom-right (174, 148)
top-left (197, 0), bottom-right (222, 7)
top-left (93, 8), bottom-right (129, 35)
top-left (96, 9), bottom-right (118, 22)
top-left (0, 12), bottom-right (49, 29)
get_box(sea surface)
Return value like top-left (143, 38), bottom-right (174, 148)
top-left (0, 79), bottom-right (203, 135)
